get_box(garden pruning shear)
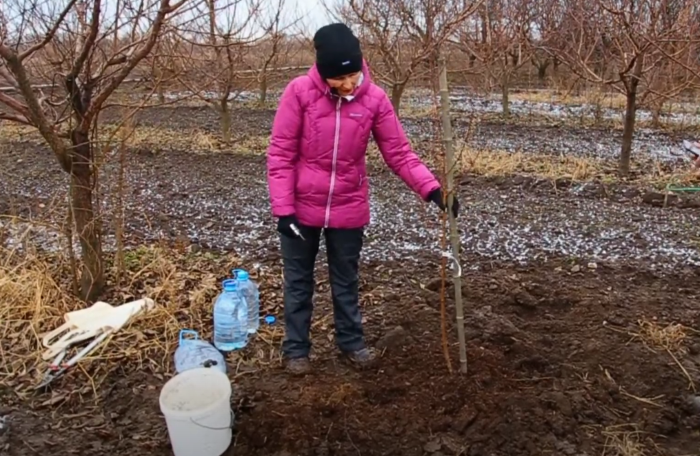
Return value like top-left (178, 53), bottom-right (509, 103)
top-left (290, 222), bottom-right (305, 240)
top-left (35, 329), bottom-right (113, 389)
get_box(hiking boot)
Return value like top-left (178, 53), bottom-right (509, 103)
top-left (284, 357), bottom-right (311, 375)
top-left (340, 348), bottom-right (377, 369)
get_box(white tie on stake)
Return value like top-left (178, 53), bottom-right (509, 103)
top-left (440, 250), bottom-right (462, 278)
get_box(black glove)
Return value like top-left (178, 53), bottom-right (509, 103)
top-left (277, 214), bottom-right (304, 239)
top-left (428, 188), bottom-right (460, 218)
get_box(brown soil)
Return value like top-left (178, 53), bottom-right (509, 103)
top-left (1, 106), bottom-right (699, 456)
top-left (4, 256), bottom-right (699, 456)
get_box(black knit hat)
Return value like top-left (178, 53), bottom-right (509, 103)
top-left (313, 23), bottom-right (363, 79)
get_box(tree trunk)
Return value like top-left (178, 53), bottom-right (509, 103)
top-left (620, 89), bottom-right (637, 176)
top-left (651, 100), bottom-right (664, 128)
top-left (157, 84), bottom-right (165, 104)
top-left (391, 83), bottom-right (406, 115)
top-left (501, 74), bottom-right (510, 117)
top-left (259, 74), bottom-right (268, 106)
top-left (510, 52), bottom-right (519, 67)
top-left (619, 57), bottom-right (644, 176)
top-left (536, 62), bottom-right (549, 84)
top-left (437, 55), bottom-right (467, 374)
top-left (70, 128), bottom-right (105, 302)
top-left (220, 100), bottom-right (231, 142)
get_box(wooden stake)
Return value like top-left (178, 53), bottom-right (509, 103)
top-left (438, 55), bottom-right (468, 374)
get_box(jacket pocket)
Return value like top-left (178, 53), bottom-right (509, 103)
top-left (296, 164), bottom-right (313, 195)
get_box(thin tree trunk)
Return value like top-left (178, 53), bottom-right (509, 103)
top-left (391, 83), bottom-right (406, 115)
top-left (64, 194), bottom-right (79, 296)
top-left (115, 121), bottom-right (128, 284)
top-left (620, 56), bottom-right (644, 176)
top-left (70, 128), bottom-right (105, 302)
top-left (651, 100), bottom-right (664, 128)
top-left (157, 84), bottom-right (165, 104)
top-left (536, 62), bottom-right (549, 84)
top-left (501, 73), bottom-right (510, 117)
top-left (438, 55), bottom-right (467, 374)
top-left (259, 74), bottom-right (268, 106)
top-left (220, 100), bottom-right (231, 142)
top-left (620, 89), bottom-right (637, 176)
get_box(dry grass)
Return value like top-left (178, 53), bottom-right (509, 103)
top-left (0, 222), bottom-right (285, 397)
top-left (0, 122), bottom-right (270, 154)
top-left (120, 126), bottom-right (270, 154)
top-left (602, 425), bottom-right (657, 456)
top-left (510, 89), bottom-right (629, 110)
top-left (628, 318), bottom-right (698, 392)
top-left (510, 89), bottom-right (700, 115)
top-left (635, 318), bottom-right (689, 353)
top-left (399, 104), bottom-right (439, 118)
top-left (456, 147), bottom-right (605, 180)
top-left (367, 140), bottom-right (611, 181)
top-left (1, 112), bottom-right (694, 186)
top-left (0, 120), bottom-right (615, 183)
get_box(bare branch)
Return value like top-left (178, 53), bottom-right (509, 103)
top-left (18, 0), bottom-right (81, 62)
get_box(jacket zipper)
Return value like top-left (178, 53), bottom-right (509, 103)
top-left (324, 97), bottom-right (342, 228)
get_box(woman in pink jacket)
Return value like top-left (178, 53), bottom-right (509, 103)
top-left (267, 23), bottom-right (459, 374)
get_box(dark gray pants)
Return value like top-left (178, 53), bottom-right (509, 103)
top-left (280, 227), bottom-right (365, 359)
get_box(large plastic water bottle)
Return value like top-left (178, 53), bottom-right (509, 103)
top-left (233, 269), bottom-right (260, 334)
top-left (173, 329), bottom-right (227, 374)
top-left (213, 279), bottom-right (248, 351)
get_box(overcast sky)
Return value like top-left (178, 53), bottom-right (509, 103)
top-left (1, 0), bottom-right (340, 38)
top-left (289, 0), bottom-right (336, 33)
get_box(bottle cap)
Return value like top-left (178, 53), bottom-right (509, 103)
top-left (222, 279), bottom-right (237, 291)
top-left (234, 269), bottom-right (249, 281)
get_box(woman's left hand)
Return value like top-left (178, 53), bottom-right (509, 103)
top-left (428, 188), bottom-right (460, 218)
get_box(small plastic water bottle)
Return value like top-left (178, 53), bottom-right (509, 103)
top-left (174, 329), bottom-right (226, 374)
top-left (233, 269), bottom-right (260, 334)
top-left (213, 279), bottom-right (248, 351)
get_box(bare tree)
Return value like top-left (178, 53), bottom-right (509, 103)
top-left (528, 0), bottom-right (566, 85)
top-left (247, 0), bottom-right (300, 105)
top-left (550, 0), bottom-right (700, 175)
top-left (0, 0), bottom-right (186, 301)
top-left (146, 31), bottom-right (181, 104)
top-left (336, 0), bottom-right (482, 115)
top-left (455, 0), bottom-right (533, 116)
top-left (170, 0), bottom-right (265, 142)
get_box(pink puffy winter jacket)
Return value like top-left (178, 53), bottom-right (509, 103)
top-left (266, 61), bottom-right (440, 229)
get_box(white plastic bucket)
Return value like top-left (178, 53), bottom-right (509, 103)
top-left (159, 367), bottom-right (233, 456)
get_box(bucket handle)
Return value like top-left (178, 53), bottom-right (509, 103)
top-left (178, 329), bottom-right (199, 346)
top-left (189, 409), bottom-right (234, 431)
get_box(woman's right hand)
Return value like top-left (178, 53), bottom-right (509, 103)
top-left (277, 215), bottom-right (304, 239)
